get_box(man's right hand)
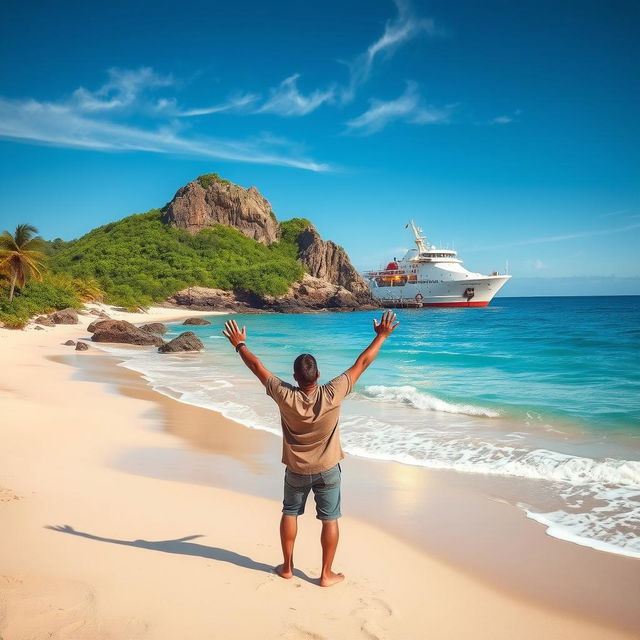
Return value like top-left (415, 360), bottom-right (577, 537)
top-left (373, 310), bottom-right (399, 338)
top-left (222, 319), bottom-right (247, 348)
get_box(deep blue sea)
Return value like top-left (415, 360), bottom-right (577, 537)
top-left (100, 296), bottom-right (640, 558)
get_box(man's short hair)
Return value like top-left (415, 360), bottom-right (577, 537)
top-left (294, 353), bottom-right (318, 386)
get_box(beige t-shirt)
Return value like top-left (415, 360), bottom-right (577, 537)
top-left (265, 373), bottom-right (353, 475)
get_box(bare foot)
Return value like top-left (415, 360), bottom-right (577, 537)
top-left (275, 564), bottom-right (294, 579)
top-left (319, 571), bottom-right (345, 587)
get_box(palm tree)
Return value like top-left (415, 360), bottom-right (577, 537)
top-left (0, 224), bottom-right (47, 302)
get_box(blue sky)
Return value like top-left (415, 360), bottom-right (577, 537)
top-left (1, 0), bottom-right (638, 295)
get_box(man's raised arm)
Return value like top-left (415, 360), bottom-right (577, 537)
top-left (222, 319), bottom-right (273, 386)
top-left (345, 310), bottom-right (399, 386)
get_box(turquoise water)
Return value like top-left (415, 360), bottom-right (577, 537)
top-left (100, 296), bottom-right (640, 558)
top-left (211, 296), bottom-right (640, 435)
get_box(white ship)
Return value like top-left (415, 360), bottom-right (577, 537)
top-left (363, 221), bottom-right (511, 307)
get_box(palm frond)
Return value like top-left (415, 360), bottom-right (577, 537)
top-left (13, 224), bottom-right (39, 247)
top-left (0, 224), bottom-right (47, 297)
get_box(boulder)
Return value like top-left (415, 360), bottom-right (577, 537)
top-left (89, 309), bottom-right (110, 318)
top-left (35, 315), bottom-right (55, 327)
top-left (162, 176), bottom-right (280, 244)
top-left (91, 320), bottom-right (165, 346)
top-left (75, 342), bottom-right (89, 351)
top-left (140, 322), bottom-right (167, 334)
top-left (247, 274), bottom-right (378, 313)
top-left (50, 308), bottom-right (79, 325)
top-left (183, 317), bottom-right (211, 326)
top-left (63, 340), bottom-right (76, 346)
top-left (87, 318), bottom-right (113, 332)
top-left (158, 331), bottom-right (204, 353)
top-left (34, 325), bottom-right (44, 330)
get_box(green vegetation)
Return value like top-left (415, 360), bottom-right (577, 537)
top-left (42, 237), bottom-right (74, 257)
top-left (0, 272), bottom-right (102, 328)
top-left (0, 224), bottom-right (100, 327)
top-left (0, 224), bottom-right (47, 301)
top-left (278, 217), bottom-right (312, 255)
top-left (49, 210), bottom-right (305, 308)
top-left (197, 173), bottom-right (232, 189)
top-left (0, 201), bottom-right (314, 328)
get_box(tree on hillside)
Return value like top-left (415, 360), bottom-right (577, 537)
top-left (0, 224), bottom-right (47, 301)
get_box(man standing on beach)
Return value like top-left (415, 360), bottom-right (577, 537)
top-left (222, 311), bottom-right (399, 587)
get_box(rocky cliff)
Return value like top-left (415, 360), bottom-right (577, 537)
top-left (162, 174), bottom-right (280, 244)
top-left (162, 172), bottom-right (378, 311)
top-left (295, 227), bottom-right (370, 297)
top-left (167, 274), bottom-right (379, 313)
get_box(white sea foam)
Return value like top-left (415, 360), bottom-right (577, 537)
top-left (521, 481), bottom-right (640, 559)
top-left (339, 418), bottom-right (640, 487)
top-left (361, 385), bottom-right (500, 417)
top-left (523, 509), bottom-right (640, 559)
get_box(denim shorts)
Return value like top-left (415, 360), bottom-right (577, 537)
top-left (282, 463), bottom-right (342, 521)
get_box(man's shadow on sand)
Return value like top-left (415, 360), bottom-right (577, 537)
top-left (45, 524), bottom-right (314, 583)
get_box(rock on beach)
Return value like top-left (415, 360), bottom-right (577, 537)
top-left (158, 331), bottom-right (204, 353)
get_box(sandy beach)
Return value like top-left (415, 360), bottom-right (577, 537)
top-left (1, 307), bottom-right (638, 640)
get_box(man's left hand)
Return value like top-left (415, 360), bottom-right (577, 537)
top-left (222, 319), bottom-right (247, 348)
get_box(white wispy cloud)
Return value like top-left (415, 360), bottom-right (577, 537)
top-left (177, 92), bottom-right (259, 117)
top-left (213, 1), bottom-right (440, 119)
top-left (346, 82), bottom-right (450, 134)
top-left (71, 67), bottom-right (174, 112)
top-left (0, 69), bottom-right (329, 171)
top-left (599, 209), bottom-right (630, 218)
top-left (465, 222), bottom-right (640, 251)
top-left (597, 209), bottom-right (640, 221)
top-left (258, 74), bottom-right (335, 116)
top-left (342, 0), bottom-right (440, 102)
top-left (488, 109), bottom-right (521, 125)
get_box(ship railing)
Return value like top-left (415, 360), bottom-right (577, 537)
top-left (362, 269), bottom-right (407, 277)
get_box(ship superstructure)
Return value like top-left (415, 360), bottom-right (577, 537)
top-left (362, 221), bottom-right (511, 307)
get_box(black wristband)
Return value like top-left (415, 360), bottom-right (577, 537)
top-left (235, 342), bottom-right (246, 353)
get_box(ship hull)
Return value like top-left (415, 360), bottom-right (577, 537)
top-left (367, 275), bottom-right (510, 308)
top-left (423, 300), bottom-right (489, 307)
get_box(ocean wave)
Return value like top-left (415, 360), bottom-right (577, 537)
top-left (520, 482), bottom-right (640, 559)
top-left (361, 385), bottom-right (500, 417)
top-left (340, 419), bottom-right (640, 487)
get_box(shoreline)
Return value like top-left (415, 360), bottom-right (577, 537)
top-left (1, 307), bottom-right (639, 638)
top-left (71, 348), bottom-right (640, 632)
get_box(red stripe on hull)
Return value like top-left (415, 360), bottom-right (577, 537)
top-left (423, 301), bottom-right (490, 307)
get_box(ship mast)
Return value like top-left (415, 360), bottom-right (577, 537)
top-left (407, 220), bottom-right (428, 254)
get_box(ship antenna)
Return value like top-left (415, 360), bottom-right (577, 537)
top-left (407, 219), bottom-right (428, 253)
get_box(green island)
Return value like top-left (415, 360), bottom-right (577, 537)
top-left (0, 201), bottom-right (313, 328)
